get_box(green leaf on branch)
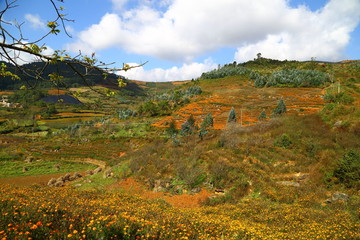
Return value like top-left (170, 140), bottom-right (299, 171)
top-left (117, 78), bottom-right (127, 87)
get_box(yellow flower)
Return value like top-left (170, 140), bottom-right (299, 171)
top-left (67, 234), bottom-right (73, 238)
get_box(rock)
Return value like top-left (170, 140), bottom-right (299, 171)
top-left (83, 179), bottom-right (92, 183)
top-left (63, 173), bottom-right (71, 182)
top-left (73, 172), bottom-right (82, 179)
top-left (47, 178), bottom-right (57, 186)
top-left (54, 180), bottom-right (64, 187)
top-left (334, 121), bottom-right (343, 128)
top-left (86, 170), bottom-right (94, 176)
top-left (57, 176), bottom-right (64, 182)
top-left (325, 192), bottom-right (349, 204)
top-left (74, 184), bottom-right (82, 188)
top-left (93, 167), bottom-right (102, 174)
top-left (191, 187), bottom-right (201, 194)
top-left (103, 169), bottom-right (113, 178)
top-left (276, 181), bottom-right (300, 187)
top-left (153, 179), bottom-right (164, 192)
top-left (24, 156), bottom-right (35, 163)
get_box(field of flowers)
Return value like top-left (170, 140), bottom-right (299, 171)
top-left (153, 80), bottom-right (325, 130)
top-left (1, 184), bottom-right (358, 239)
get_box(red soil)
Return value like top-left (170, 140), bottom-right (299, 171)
top-left (107, 178), bottom-right (211, 208)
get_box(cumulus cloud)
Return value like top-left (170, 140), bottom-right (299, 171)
top-left (121, 59), bottom-right (217, 82)
top-left (65, 0), bottom-right (360, 81)
top-left (68, 0), bottom-right (360, 63)
top-left (111, 0), bottom-right (129, 12)
top-left (25, 14), bottom-right (46, 30)
top-left (235, 0), bottom-right (360, 62)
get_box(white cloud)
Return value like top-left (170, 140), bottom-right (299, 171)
top-left (111, 0), bottom-right (129, 12)
top-left (25, 14), bottom-right (46, 30)
top-left (121, 59), bottom-right (217, 82)
top-left (0, 44), bottom-right (54, 65)
top-left (235, 0), bottom-right (360, 62)
top-left (68, 0), bottom-right (360, 63)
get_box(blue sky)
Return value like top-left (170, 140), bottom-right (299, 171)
top-left (2, 0), bottom-right (360, 81)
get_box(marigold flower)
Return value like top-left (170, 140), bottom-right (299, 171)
top-left (30, 225), bottom-right (38, 230)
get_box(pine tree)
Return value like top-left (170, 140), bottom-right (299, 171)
top-left (258, 110), bottom-right (267, 121)
top-left (198, 113), bottom-right (213, 140)
top-left (227, 107), bottom-right (237, 123)
top-left (272, 99), bottom-right (286, 116)
top-left (166, 120), bottom-right (178, 137)
top-left (180, 115), bottom-right (196, 136)
top-left (203, 113), bottom-right (214, 128)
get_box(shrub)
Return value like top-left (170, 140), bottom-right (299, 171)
top-left (180, 115), bottom-right (196, 136)
top-left (272, 99), bottom-right (286, 116)
top-left (253, 69), bottom-right (331, 88)
top-left (323, 92), bottom-right (355, 105)
top-left (166, 120), bottom-right (178, 137)
top-left (258, 110), bottom-right (267, 121)
top-left (274, 134), bottom-right (292, 149)
top-left (333, 150), bottom-right (360, 188)
top-left (227, 107), bottom-right (237, 123)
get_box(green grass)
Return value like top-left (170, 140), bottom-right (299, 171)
top-left (0, 160), bottom-right (95, 178)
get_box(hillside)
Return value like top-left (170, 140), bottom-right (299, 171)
top-left (0, 59), bottom-right (359, 239)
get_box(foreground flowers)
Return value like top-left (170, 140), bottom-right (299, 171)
top-left (0, 184), bottom-right (358, 239)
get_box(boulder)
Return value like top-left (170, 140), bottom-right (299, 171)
top-left (24, 156), bottom-right (35, 163)
top-left (325, 192), bottom-right (349, 204)
top-left (54, 180), bottom-right (64, 187)
top-left (73, 172), bottom-right (82, 179)
top-left (276, 181), bottom-right (300, 187)
top-left (93, 167), bottom-right (103, 174)
top-left (63, 173), bottom-right (71, 182)
top-left (47, 178), bottom-right (57, 186)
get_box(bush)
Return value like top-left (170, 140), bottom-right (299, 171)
top-left (272, 99), bottom-right (286, 116)
top-left (227, 107), bottom-right (236, 123)
top-left (200, 64), bottom-right (249, 79)
top-left (253, 69), bottom-right (331, 88)
top-left (180, 115), bottom-right (196, 136)
top-left (323, 92), bottom-right (355, 105)
top-left (274, 134), bottom-right (292, 149)
top-left (333, 150), bottom-right (360, 188)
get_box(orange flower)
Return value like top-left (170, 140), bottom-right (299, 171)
top-left (30, 225), bottom-right (38, 230)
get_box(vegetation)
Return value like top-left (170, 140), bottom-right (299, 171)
top-left (0, 58), bottom-right (359, 239)
top-left (0, 184), bottom-right (358, 240)
top-left (253, 69), bottom-right (331, 88)
top-left (272, 99), bottom-right (287, 116)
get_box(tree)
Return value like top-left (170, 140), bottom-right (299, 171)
top-left (198, 113), bottom-right (213, 140)
top-left (272, 99), bottom-right (286, 116)
top-left (258, 109), bottom-right (266, 121)
top-left (227, 107), bottom-right (236, 123)
top-left (180, 115), bottom-right (196, 136)
top-left (0, 0), bottom-right (145, 93)
top-left (166, 119), bottom-right (178, 137)
top-left (203, 113), bottom-right (214, 128)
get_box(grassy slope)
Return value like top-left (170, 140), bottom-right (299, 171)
top-left (0, 60), bottom-right (359, 239)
